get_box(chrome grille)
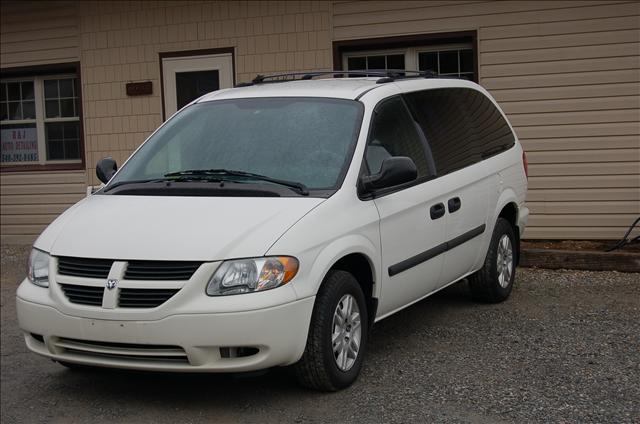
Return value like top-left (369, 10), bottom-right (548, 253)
top-left (124, 261), bottom-right (201, 280)
top-left (58, 256), bottom-right (113, 279)
top-left (59, 283), bottom-right (104, 306)
top-left (56, 256), bottom-right (186, 308)
top-left (54, 337), bottom-right (189, 364)
top-left (118, 288), bottom-right (180, 308)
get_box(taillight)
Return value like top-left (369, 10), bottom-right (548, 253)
top-left (522, 151), bottom-right (529, 179)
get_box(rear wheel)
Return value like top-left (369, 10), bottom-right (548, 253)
top-left (469, 217), bottom-right (517, 303)
top-left (294, 270), bottom-right (368, 391)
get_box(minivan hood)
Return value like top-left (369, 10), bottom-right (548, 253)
top-left (35, 195), bottom-right (324, 261)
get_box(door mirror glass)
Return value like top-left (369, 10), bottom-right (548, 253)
top-left (360, 156), bottom-right (417, 192)
top-left (96, 156), bottom-right (117, 184)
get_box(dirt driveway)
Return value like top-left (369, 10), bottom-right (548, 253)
top-left (1, 245), bottom-right (639, 423)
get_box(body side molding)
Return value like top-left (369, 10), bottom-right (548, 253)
top-left (388, 224), bottom-right (486, 277)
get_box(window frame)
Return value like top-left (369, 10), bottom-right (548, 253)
top-left (0, 62), bottom-right (85, 173)
top-left (343, 48), bottom-right (408, 73)
top-left (414, 43), bottom-right (475, 79)
top-left (342, 44), bottom-right (474, 80)
top-left (358, 94), bottom-right (437, 200)
top-left (333, 30), bottom-right (478, 83)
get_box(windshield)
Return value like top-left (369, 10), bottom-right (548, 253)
top-left (109, 97), bottom-right (363, 192)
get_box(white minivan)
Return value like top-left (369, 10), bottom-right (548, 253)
top-left (17, 71), bottom-right (528, 391)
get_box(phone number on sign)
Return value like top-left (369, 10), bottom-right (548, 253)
top-left (1, 128), bottom-right (39, 163)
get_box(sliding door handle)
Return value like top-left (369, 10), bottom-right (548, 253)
top-left (430, 203), bottom-right (445, 220)
top-left (448, 197), bottom-right (461, 213)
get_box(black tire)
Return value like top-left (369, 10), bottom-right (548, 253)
top-left (294, 270), bottom-right (368, 391)
top-left (469, 217), bottom-right (517, 303)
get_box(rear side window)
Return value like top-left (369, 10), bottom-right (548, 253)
top-left (365, 96), bottom-right (433, 178)
top-left (404, 88), bottom-right (515, 176)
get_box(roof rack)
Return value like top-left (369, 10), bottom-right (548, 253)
top-left (234, 70), bottom-right (438, 87)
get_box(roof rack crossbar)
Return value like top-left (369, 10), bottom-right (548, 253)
top-left (243, 70), bottom-right (438, 86)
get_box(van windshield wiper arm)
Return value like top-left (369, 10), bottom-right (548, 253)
top-left (164, 169), bottom-right (309, 195)
top-left (103, 178), bottom-right (180, 192)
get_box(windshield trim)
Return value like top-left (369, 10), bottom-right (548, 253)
top-left (104, 96), bottom-right (365, 197)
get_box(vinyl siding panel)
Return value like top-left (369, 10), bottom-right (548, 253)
top-left (526, 149), bottom-right (640, 164)
top-left (491, 83), bottom-right (640, 101)
top-left (480, 14), bottom-right (640, 39)
top-left (528, 187), bottom-right (640, 203)
top-left (482, 29), bottom-right (640, 52)
top-left (528, 201), bottom-right (639, 214)
top-left (0, 171), bottom-right (87, 244)
top-left (527, 175), bottom-right (639, 189)
top-left (528, 162), bottom-right (638, 177)
top-left (333, 2), bottom-right (639, 40)
top-left (483, 69), bottom-right (640, 90)
top-left (516, 123), bottom-right (638, 139)
top-left (334, 0), bottom-right (640, 239)
top-left (0, 1), bottom-right (80, 67)
top-left (481, 43), bottom-right (640, 65)
top-left (501, 97), bottom-right (639, 115)
top-left (529, 214), bottom-right (639, 227)
top-left (482, 56), bottom-right (638, 78)
top-left (526, 188), bottom-right (640, 202)
top-left (522, 136), bottom-right (639, 151)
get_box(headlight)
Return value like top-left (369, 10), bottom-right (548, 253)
top-left (27, 248), bottom-right (50, 287)
top-left (206, 256), bottom-right (298, 296)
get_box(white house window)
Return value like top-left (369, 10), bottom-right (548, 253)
top-left (347, 53), bottom-right (405, 74)
top-left (417, 47), bottom-right (474, 80)
top-left (343, 44), bottom-right (475, 81)
top-left (1, 75), bottom-right (81, 166)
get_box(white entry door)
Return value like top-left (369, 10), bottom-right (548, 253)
top-left (161, 53), bottom-right (234, 118)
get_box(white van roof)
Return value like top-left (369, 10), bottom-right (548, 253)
top-left (198, 76), bottom-right (479, 102)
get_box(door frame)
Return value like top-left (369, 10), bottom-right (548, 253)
top-left (158, 47), bottom-right (236, 120)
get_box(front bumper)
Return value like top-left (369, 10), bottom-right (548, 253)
top-left (17, 295), bottom-right (314, 372)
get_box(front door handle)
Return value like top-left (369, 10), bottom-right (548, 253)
top-left (448, 197), bottom-right (461, 213)
top-left (430, 203), bottom-right (445, 220)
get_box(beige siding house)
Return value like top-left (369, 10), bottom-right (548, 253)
top-left (1, 0), bottom-right (639, 244)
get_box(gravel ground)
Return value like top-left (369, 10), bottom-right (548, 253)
top-left (1, 245), bottom-right (639, 424)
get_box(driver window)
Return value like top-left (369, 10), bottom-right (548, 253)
top-left (365, 96), bottom-right (432, 178)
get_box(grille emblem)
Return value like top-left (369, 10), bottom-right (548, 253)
top-left (106, 279), bottom-right (118, 290)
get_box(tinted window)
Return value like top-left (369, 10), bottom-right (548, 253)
top-left (110, 98), bottom-right (363, 190)
top-left (365, 96), bottom-right (432, 178)
top-left (405, 88), bottom-right (515, 175)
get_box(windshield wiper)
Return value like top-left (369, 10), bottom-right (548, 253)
top-left (103, 174), bottom-right (225, 192)
top-left (164, 169), bottom-right (309, 195)
top-left (102, 178), bottom-right (177, 192)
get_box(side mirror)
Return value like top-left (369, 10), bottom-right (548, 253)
top-left (96, 157), bottom-right (118, 184)
top-left (360, 156), bottom-right (418, 193)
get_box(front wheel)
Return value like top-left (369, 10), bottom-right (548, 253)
top-left (469, 217), bottom-right (517, 303)
top-left (294, 270), bottom-right (368, 391)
